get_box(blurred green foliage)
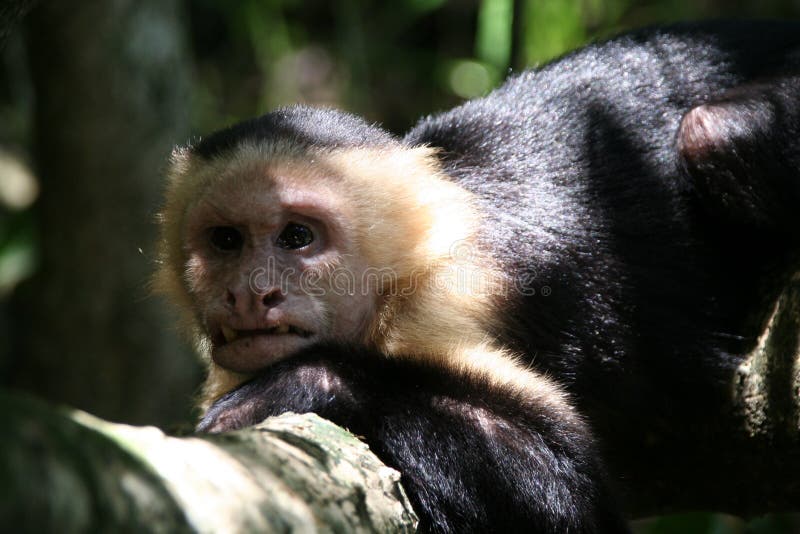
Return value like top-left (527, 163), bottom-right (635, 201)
top-left (1, 1), bottom-right (800, 531)
top-left (0, 210), bottom-right (35, 297)
top-left (183, 0), bottom-right (800, 135)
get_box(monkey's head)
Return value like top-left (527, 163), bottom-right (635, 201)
top-left (155, 107), bottom-right (494, 407)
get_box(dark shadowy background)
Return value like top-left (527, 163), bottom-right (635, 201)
top-left (1, 1), bottom-right (799, 532)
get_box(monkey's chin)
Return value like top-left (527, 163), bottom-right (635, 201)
top-left (211, 334), bottom-right (316, 373)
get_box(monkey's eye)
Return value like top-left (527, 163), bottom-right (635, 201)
top-left (209, 226), bottom-right (243, 252)
top-left (276, 222), bottom-right (314, 250)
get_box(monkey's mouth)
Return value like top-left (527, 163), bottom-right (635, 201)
top-left (210, 323), bottom-right (316, 373)
top-left (216, 324), bottom-right (313, 345)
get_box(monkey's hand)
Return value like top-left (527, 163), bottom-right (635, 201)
top-left (197, 344), bottom-right (628, 534)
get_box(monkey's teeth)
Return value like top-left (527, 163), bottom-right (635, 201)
top-left (274, 325), bottom-right (290, 335)
top-left (221, 325), bottom-right (238, 343)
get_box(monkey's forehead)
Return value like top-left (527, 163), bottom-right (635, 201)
top-left (191, 105), bottom-right (400, 160)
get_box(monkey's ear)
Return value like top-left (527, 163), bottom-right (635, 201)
top-left (677, 76), bottom-right (800, 230)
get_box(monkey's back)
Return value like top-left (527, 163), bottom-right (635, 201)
top-left (404, 19), bottom-right (800, 453)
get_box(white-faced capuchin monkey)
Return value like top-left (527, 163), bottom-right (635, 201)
top-left (156, 20), bottom-right (800, 534)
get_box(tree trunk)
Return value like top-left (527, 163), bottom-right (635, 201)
top-left (6, 0), bottom-right (200, 427)
top-left (0, 390), bottom-right (417, 532)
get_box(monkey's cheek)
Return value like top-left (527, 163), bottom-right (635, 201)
top-left (211, 334), bottom-right (316, 373)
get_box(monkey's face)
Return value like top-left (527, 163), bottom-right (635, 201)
top-left (180, 163), bottom-right (377, 374)
top-left (160, 143), bottom-right (481, 382)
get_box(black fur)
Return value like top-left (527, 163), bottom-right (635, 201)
top-left (199, 346), bottom-right (628, 533)
top-left (197, 20), bottom-right (800, 533)
top-left (403, 20), bottom-right (800, 471)
top-left (192, 106), bottom-right (399, 159)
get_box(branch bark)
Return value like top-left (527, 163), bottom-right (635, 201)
top-left (0, 390), bottom-right (417, 532)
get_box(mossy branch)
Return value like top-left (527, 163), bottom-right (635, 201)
top-left (0, 392), bottom-right (417, 533)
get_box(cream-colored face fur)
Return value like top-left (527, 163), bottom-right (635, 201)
top-left (181, 156), bottom-right (378, 374)
top-left (156, 141), bottom-right (513, 409)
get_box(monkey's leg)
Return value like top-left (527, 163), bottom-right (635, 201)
top-left (198, 346), bottom-right (629, 534)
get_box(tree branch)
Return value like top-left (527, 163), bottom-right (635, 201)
top-left (1, 391), bottom-right (418, 532)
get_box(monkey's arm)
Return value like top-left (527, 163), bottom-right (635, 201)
top-left (198, 346), bottom-right (628, 534)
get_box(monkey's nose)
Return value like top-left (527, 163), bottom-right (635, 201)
top-left (226, 288), bottom-right (241, 308)
top-left (226, 287), bottom-right (284, 317)
top-left (260, 289), bottom-right (284, 308)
